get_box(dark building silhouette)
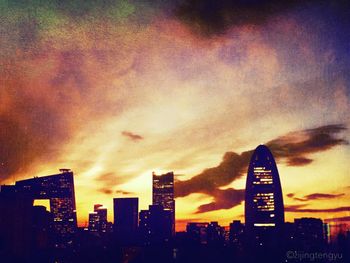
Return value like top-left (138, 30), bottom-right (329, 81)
top-left (88, 212), bottom-right (99, 232)
top-left (229, 220), bottom-right (245, 247)
top-left (31, 205), bottom-right (52, 250)
top-left (0, 187), bottom-right (35, 258)
top-left (1, 169), bottom-right (77, 248)
top-left (139, 204), bottom-right (172, 245)
top-left (88, 204), bottom-right (108, 233)
top-left (0, 188), bottom-right (52, 259)
top-left (152, 171), bottom-right (175, 235)
top-left (185, 222), bottom-right (225, 246)
top-left (294, 218), bottom-right (326, 250)
top-left (186, 222), bottom-right (209, 244)
top-left (207, 221), bottom-right (225, 245)
top-left (113, 198), bottom-right (138, 244)
top-left (245, 145), bottom-right (284, 249)
top-left (284, 222), bottom-right (296, 248)
top-left (95, 204), bottom-right (108, 233)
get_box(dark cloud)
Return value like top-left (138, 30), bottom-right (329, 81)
top-left (175, 0), bottom-right (303, 36)
top-left (287, 157), bottom-right (313, 166)
top-left (99, 188), bottom-right (113, 195)
top-left (267, 124), bottom-right (348, 164)
top-left (285, 206), bottom-right (350, 213)
top-left (175, 124), bottom-right (348, 213)
top-left (175, 151), bottom-right (253, 198)
top-left (288, 193), bottom-right (345, 202)
top-left (287, 193), bottom-right (295, 198)
top-left (303, 193), bottom-right (345, 200)
top-left (324, 216), bottom-right (350, 223)
top-left (115, 190), bottom-right (134, 195)
top-left (97, 172), bottom-right (118, 184)
top-left (121, 131), bottom-right (144, 142)
top-left (174, 0), bottom-right (350, 37)
top-left (196, 188), bottom-right (245, 213)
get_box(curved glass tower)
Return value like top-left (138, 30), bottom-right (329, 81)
top-left (245, 145), bottom-right (284, 246)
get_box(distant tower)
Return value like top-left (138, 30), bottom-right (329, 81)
top-left (245, 145), bottom-right (284, 247)
top-left (88, 204), bottom-right (108, 233)
top-left (94, 204), bottom-right (107, 232)
top-left (152, 172), bottom-right (175, 235)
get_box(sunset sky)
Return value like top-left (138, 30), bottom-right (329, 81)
top-left (1, 0), bottom-right (349, 231)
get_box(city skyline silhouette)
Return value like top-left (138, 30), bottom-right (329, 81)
top-left (1, 0), bottom-right (349, 262)
top-left (1, 144), bottom-right (349, 262)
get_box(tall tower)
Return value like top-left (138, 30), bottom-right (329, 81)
top-left (245, 145), bottom-right (284, 247)
top-left (152, 171), bottom-right (175, 235)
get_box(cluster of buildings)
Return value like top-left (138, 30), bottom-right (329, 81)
top-left (85, 171), bottom-right (175, 246)
top-left (0, 170), bottom-right (176, 255)
top-left (0, 145), bottom-right (349, 262)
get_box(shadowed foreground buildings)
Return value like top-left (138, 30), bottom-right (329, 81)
top-left (139, 204), bottom-right (172, 245)
top-left (0, 157), bottom-right (349, 262)
top-left (0, 169), bottom-right (77, 255)
top-left (15, 169), bottom-right (77, 245)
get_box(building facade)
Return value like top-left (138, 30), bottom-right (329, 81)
top-left (152, 171), bottom-right (175, 234)
top-left (13, 169), bottom-right (77, 247)
top-left (113, 198), bottom-right (138, 244)
top-left (139, 205), bottom-right (172, 245)
top-left (245, 145), bottom-right (284, 248)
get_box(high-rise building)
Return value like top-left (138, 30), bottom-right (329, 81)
top-left (139, 205), bottom-right (172, 245)
top-left (245, 145), bottom-right (284, 248)
top-left (5, 169), bottom-right (77, 247)
top-left (113, 198), bottom-right (138, 244)
top-left (152, 171), bottom-right (175, 234)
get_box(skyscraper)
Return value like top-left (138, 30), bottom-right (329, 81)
top-left (245, 145), bottom-right (284, 247)
top-left (152, 171), bottom-right (175, 234)
top-left (113, 198), bottom-right (138, 244)
top-left (10, 169), bottom-right (77, 246)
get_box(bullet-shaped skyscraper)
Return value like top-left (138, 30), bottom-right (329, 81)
top-left (245, 145), bottom-right (284, 248)
top-left (152, 171), bottom-right (175, 235)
